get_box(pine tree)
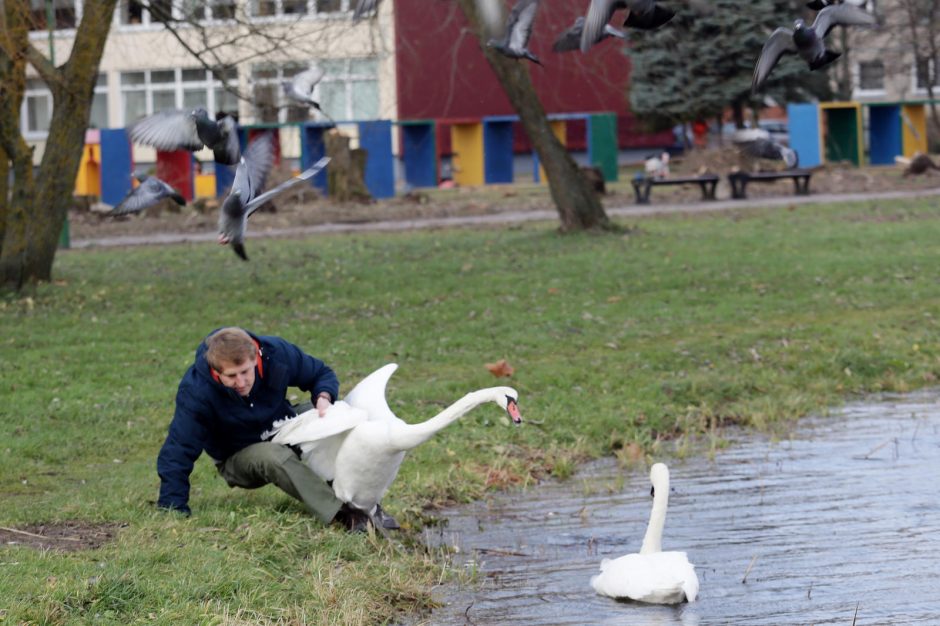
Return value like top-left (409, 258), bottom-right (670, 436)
top-left (627, 0), bottom-right (833, 132)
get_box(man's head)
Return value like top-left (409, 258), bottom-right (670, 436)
top-left (205, 327), bottom-right (257, 396)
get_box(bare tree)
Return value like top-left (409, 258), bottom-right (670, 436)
top-left (0, 1), bottom-right (118, 290)
top-left (898, 0), bottom-right (940, 137)
top-left (454, 0), bottom-right (610, 232)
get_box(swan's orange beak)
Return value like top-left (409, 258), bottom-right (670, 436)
top-left (506, 397), bottom-right (522, 424)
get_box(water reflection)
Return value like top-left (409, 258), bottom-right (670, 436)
top-left (423, 392), bottom-right (940, 625)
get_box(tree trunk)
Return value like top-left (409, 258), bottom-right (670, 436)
top-left (325, 130), bottom-right (372, 203)
top-left (454, 0), bottom-right (610, 232)
top-left (0, 0), bottom-right (118, 290)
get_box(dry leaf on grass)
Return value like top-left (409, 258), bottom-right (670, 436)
top-left (485, 359), bottom-right (514, 378)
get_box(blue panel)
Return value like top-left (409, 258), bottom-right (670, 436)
top-left (358, 120), bottom-right (395, 198)
top-left (787, 103), bottom-right (821, 168)
top-left (300, 122), bottom-right (333, 194)
top-left (483, 117), bottom-right (515, 184)
top-left (401, 122), bottom-right (437, 188)
top-left (99, 128), bottom-right (132, 206)
top-left (214, 128), bottom-right (245, 196)
top-left (868, 105), bottom-right (901, 165)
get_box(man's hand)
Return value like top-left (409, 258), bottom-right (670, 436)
top-left (316, 393), bottom-right (332, 417)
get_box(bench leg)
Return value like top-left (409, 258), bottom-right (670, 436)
top-left (730, 177), bottom-right (747, 199)
top-left (704, 180), bottom-right (717, 200)
top-left (632, 181), bottom-right (651, 204)
top-left (794, 176), bottom-right (811, 195)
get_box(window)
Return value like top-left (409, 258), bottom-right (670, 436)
top-left (251, 63), bottom-right (314, 123)
top-left (22, 79), bottom-right (52, 136)
top-left (89, 74), bottom-right (109, 129)
top-left (320, 59), bottom-right (378, 120)
top-left (121, 68), bottom-right (240, 125)
top-left (857, 60), bottom-right (884, 92)
top-left (118, 0), bottom-right (172, 26)
top-left (249, 0), bottom-right (348, 17)
top-left (29, 0), bottom-right (77, 31)
top-left (915, 56), bottom-right (937, 91)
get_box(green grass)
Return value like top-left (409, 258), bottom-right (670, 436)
top-left (3, 197), bottom-right (940, 623)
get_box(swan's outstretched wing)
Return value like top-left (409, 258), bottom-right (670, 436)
top-left (265, 401), bottom-right (367, 481)
top-left (592, 551), bottom-right (697, 604)
top-left (344, 363), bottom-right (399, 422)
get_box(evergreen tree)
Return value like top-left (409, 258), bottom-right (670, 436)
top-left (627, 0), bottom-right (833, 132)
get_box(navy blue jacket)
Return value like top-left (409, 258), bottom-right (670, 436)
top-left (156, 330), bottom-right (339, 513)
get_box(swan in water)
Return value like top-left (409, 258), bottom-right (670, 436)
top-left (591, 463), bottom-right (699, 604)
top-left (265, 363), bottom-right (522, 528)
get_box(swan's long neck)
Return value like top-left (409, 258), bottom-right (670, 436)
top-left (639, 479), bottom-right (669, 555)
top-left (387, 389), bottom-right (501, 451)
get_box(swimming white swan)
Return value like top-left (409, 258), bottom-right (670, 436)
top-left (591, 463), bottom-right (699, 604)
top-left (265, 363), bottom-right (522, 524)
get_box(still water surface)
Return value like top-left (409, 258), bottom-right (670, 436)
top-left (423, 392), bottom-right (940, 625)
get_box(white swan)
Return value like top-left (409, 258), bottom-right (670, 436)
top-left (591, 463), bottom-right (699, 604)
top-left (265, 363), bottom-right (522, 522)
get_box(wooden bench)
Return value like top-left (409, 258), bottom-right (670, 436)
top-left (631, 174), bottom-right (720, 204)
top-left (728, 169), bottom-right (813, 199)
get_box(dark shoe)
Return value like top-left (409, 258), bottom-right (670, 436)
top-left (333, 504), bottom-right (370, 533)
top-left (374, 503), bottom-right (400, 530)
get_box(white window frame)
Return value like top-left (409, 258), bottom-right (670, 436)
top-left (120, 67), bottom-right (239, 126)
top-left (89, 73), bottom-right (110, 130)
top-left (913, 56), bottom-right (939, 95)
top-left (854, 59), bottom-right (886, 98)
top-left (248, 0), bottom-right (352, 19)
top-left (319, 58), bottom-right (379, 121)
top-left (27, 0), bottom-right (82, 39)
top-left (21, 78), bottom-right (54, 139)
top-left (115, 0), bottom-right (239, 30)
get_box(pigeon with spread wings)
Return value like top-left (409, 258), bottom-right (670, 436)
top-left (751, 3), bottom-right (876, 94)
top-left (487, 0), bottom-right (542, 65)
top-left (580, 0), bottom-right (674, 53)
top-left (129, 107), bottom-right (240, 165)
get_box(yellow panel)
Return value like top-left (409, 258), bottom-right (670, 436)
top-left (451, 123), bottom-right (484, 186)
top-left (195, 173), bottom-right (216, 199)
top-left (901, 104), bottom-right (928, 157)
top-left (74, 143), bottom-right (101, 196)
top-left (539, 120), bottom-right (567, 184)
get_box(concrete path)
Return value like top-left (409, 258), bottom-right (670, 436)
top-left (69, 186), bottom-right (940, 250)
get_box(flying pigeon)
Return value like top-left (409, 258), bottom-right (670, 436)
top-left (353, 0), bottom-right (378, 20)
top-left (109, 174), bottom-right (185, 216)
top-left (129, 107), bottom-right (241, 165)
top-left (553, 15), bottom-right (625, 52)
top-left (751, 4), bottom-right (876, 94)
top-left (580, 0), bottom-right (675, 53)
top-left (282, 65), bottom-right (326, 111)
top-left (218, 134), bottom-right (330, 261)
top-left (487, 0), bottom-right (542, 65)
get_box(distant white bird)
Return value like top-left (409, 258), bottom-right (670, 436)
top-left (487, 0), bottom-right (542, 65)
top-left (751, 3), bottom-right (876, 94)
top-left (553, 16), bottom-right (626, 53)
top-left (592, 463), bottom-right (699, 604)
top-left (129, 107), bottom-right (240, 165)
top-left (265, 363), bottom-right (522, 533)
top-left (738, 136), bottom-right (799, 169)
top-left (580, 0), bottom-right (675, 53)
top-left (282, 65), bottom-right (326, 112)
top-left (109, 174), bottom-right (185, 216)
top-left (218, 133), bottom-right (330, 261)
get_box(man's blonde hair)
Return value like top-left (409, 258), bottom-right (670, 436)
top-left (205, 327), bottom-right (256, 372)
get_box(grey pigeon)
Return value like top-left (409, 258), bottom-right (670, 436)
top-left (738, 137), bottom-right (799, 169)
top-left (751, 4), bottom-right (876, 94)
top-left (580, 0), bottom-right (674, 53)
top-left (109, 174), bottom-right (185, 216)
top-left (218, 134), bottom-right (331, 261)
top-left (554, 15), bottom-right (625, 52)
top-left (282, 65), bottom-right (326, 112)
top-left (129, 107), bottom-right (240, 165)
top-left (353, 0), bottom-right (378, 20)
top-left (487, 0), bottom-right (542, 65)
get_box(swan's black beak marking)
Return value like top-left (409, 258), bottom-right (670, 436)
top-left (506, 397), bottom-right (522, 424)
top-left (650, 486), bottom-right (655, 498)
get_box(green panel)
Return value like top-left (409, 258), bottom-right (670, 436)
top-left (825, 108), bottom-right (860, 165)
top-left (588, 113), bottom-right (618, 182)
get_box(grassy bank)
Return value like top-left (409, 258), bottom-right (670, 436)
top-left (2, 197), bottom-right (940, 623)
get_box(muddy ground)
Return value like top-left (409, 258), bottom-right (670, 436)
top-left (0, 521), bottom-right (125, 552)
top-left (69, 148), bottom-right (940, 241)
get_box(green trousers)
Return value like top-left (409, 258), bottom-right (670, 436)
top-left (218, 441), bottom-right (342, 524)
